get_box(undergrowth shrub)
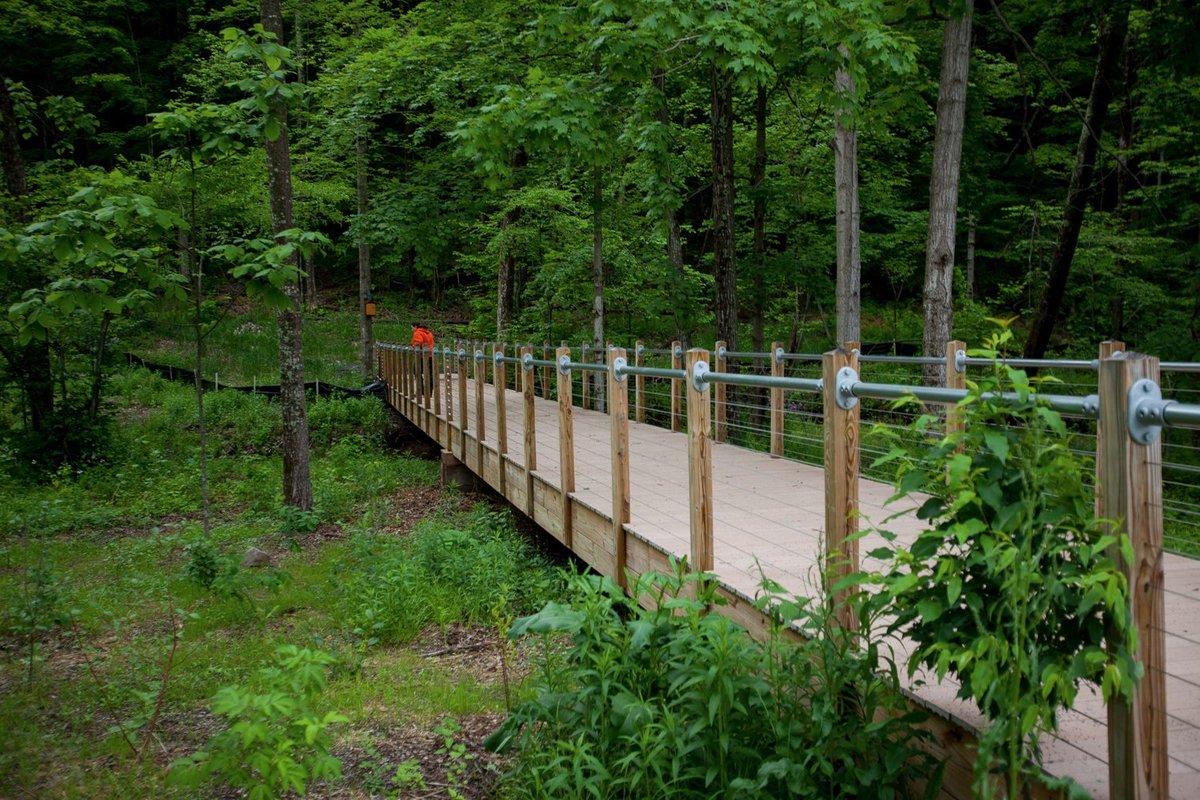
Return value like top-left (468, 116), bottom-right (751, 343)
top-left (168, 645), bottom-right (345, 799)
top-left (489, 565), bottom-right (940, 800)
top-left (339, 506), bottom-right (562, 650)
top-left (307, 396), bottom-right (387, 448)
top-left (870, 325), bottom-right (1139, 799)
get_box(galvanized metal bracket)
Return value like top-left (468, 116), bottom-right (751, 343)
top-left (558, 354), bottom-right (571, 376)
top-left (457, 348), bottom-right (467, 361)
top-left (1128, 379), bottom-right (1174, 445)
top-left (611, 356), bottom-right (628, 382)
top-left (692, 360), bottom-right (710, 393)
top-left (834, 366), bottom-right (859, 411)
top-left (522, 352), bottom-right (534, 372)
top-left (493, 351), bottom-right (503, 367)
top-left (635, 343), bottom-right (645, 358)
top-left (1080, 394), bottom-right (1100, 417)
top-left (674, 344), bottom-right (684, 360)
top-left (717, 345), bottom-right (727, 361)
top-left (474, 349), bottom-right (484, 363)
top-left (954, 349), bottom-right (967, 374)
top-left (775, 346), bottom-right (785, 365)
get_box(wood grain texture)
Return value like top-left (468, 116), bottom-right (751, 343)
top-left (715, 340), bottom-right (727, 443)
top-left (542, 343), bottom-right (551, 400)
top-left (474, 343), bottom-right (485, 470)
top-left (686, 349), bottom-right (714, 573)
top-left (522, 345), bottom-right (537, 516)
top-left (581, 341), bottom-right (591, 410)
top-left (1100, 352), bottom-right (1168, 800)
top-left (609, 347), bottom-right (631, 588)
top-left (945, 339), bottom-right (966, 442)
top-left (557, 346), bottom-right (575, 548)
top-left (822, 346), bottom-right (860, 631)
top-left (671, 341), bottom-right (682, 433)
top-left (635, 340), bottom-right (646, 424)
top-left (1095, 340), bottom-right (1125, 519)
top-left (458, 343), bottom-right (468, 455)
top-left (771, 340), bottom-right (784, 457)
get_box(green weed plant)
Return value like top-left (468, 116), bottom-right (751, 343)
top-left (488, 564), bottom-right (940, 799)
top-left (869, 326), bottom-right (1140, 799)
top-left (169, 645), bottom-right (346, 799)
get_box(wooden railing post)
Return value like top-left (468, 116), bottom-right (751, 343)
top-left (1101, 352), bottom-right (1168, 800)
top-left (443, 346), bottom-right (452, 446)
top-left (542, 342), bottom-right (551, 400)
top-left (686, 348), bottom-right (714, 573)
top-left (522, 345), bottom-right (537, 517)
top-left (400, 347), bottom-right (408, 413)
top-left (671, 340), bottom-right (682, 433)
top-left (1096, 340), bottom-right (1125, 518)
top-left (556, 346), bottom-right (575, 548)
top-left (581, 341), bottom-right (590, 410)
top-left (822, 346), bottom-right (860, 631)
top-left (474, 344), bottom-right (486, 472)
top-left (608, 347), bottom-right (630, 589)
top-left (457, 344), bottom-right (468, 458)
top-left (714, 340), bottom-right (727, 443)
top-left (494, 344), bottom-right (508, 494)
top-left (770, 340), bottom-right (784, 457)
top-left (635, 340), bottom-right (646, 424)
top-left (945, 339), bottom-right (967, 442)
top-left (432, 346), bottom-right (441, 419)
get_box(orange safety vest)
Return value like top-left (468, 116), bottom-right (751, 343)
top-left (411, 326), bottom-right (434, 350)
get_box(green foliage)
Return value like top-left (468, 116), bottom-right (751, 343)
top-left (168, 645), bottom-right (347, 799)
top-left (340, 505), bottom-right (562, 651)
top-left (489, 564), bottom-right (939, 799)
top-left (870, 327), bottom-right (1140, 798)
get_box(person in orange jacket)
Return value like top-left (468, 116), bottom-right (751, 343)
top-left (411, 322), bottom-right (434, 395)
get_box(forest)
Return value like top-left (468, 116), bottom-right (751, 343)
top-left (1, 0), bottom-right (1197, 798)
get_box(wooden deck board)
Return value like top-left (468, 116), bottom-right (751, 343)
top-left (399, 375), bottom-right (1200, 798)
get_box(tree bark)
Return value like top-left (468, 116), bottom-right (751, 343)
top-left (591, 163), bottom-right (606, 412)
top-left (496, 208), bottom-right (514, 338)
top-left (833, 51), bottom-right (861, 348)
top-left (261, 0), bottom-right (312, 510)
top-left (922, 1), bottom-right (973, 385)
top-left (1, 75), bottom-right (53, 433)
top-left (653, 70), bottom-right (687, 346)
top-left (357, 136), bottom-right (373, 380)
top-left (711, 64), bottom-right (738, 350)
top-left (1023, 3), bottom-right (1128, 359)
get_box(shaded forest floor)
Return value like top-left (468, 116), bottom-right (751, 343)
top-left (0, 368), bottom-right (566, 799)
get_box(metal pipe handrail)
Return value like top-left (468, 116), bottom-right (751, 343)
top-left (618, 365), bottom-right (685, 381)
top-left (847, 380), bottom-right (1101, 418)
top-left (702, 371), bottom-right (822, 393)
top-left (859, 354), bottom-right (944, 365)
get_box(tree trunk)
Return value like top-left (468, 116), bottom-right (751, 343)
top-left (0, 76), bottom-right (28, 205)
top-left (750, 83), bottom-right (769, 429)
top-left (357, 136), bottom-right (373, 380)
top-left (261, 0), bottom-right (312, 510)
top-left (653, 70), bottom-right (687, 346)
top-left (1, 75), bottom-right (53, 432)
top-left (1022, 3), bottom-right (1128, 360)
top-left (497, 207), bottom-right (515, 338)
top-left (833, 50), bottom-right (861, 348)
top-left (922, 1), bottom-right (973, 385)
top-left (711, 63), bottom-right (738, 350)
top-left (966, 213), bottom-right (976, 300)
top-left (591, 163), bottom-right (606, 412)
top-left (751, 84), bottom-right (767, 354)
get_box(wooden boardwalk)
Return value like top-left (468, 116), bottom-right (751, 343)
top-left (392, 370), bottom-right (1200, 799)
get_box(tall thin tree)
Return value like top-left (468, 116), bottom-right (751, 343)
top-left (833, 48), bottom-right (861, 348)
top-left (260, 0), bottom-right (313, 509)
top-left (922, 0), bottom-right (973, 385)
